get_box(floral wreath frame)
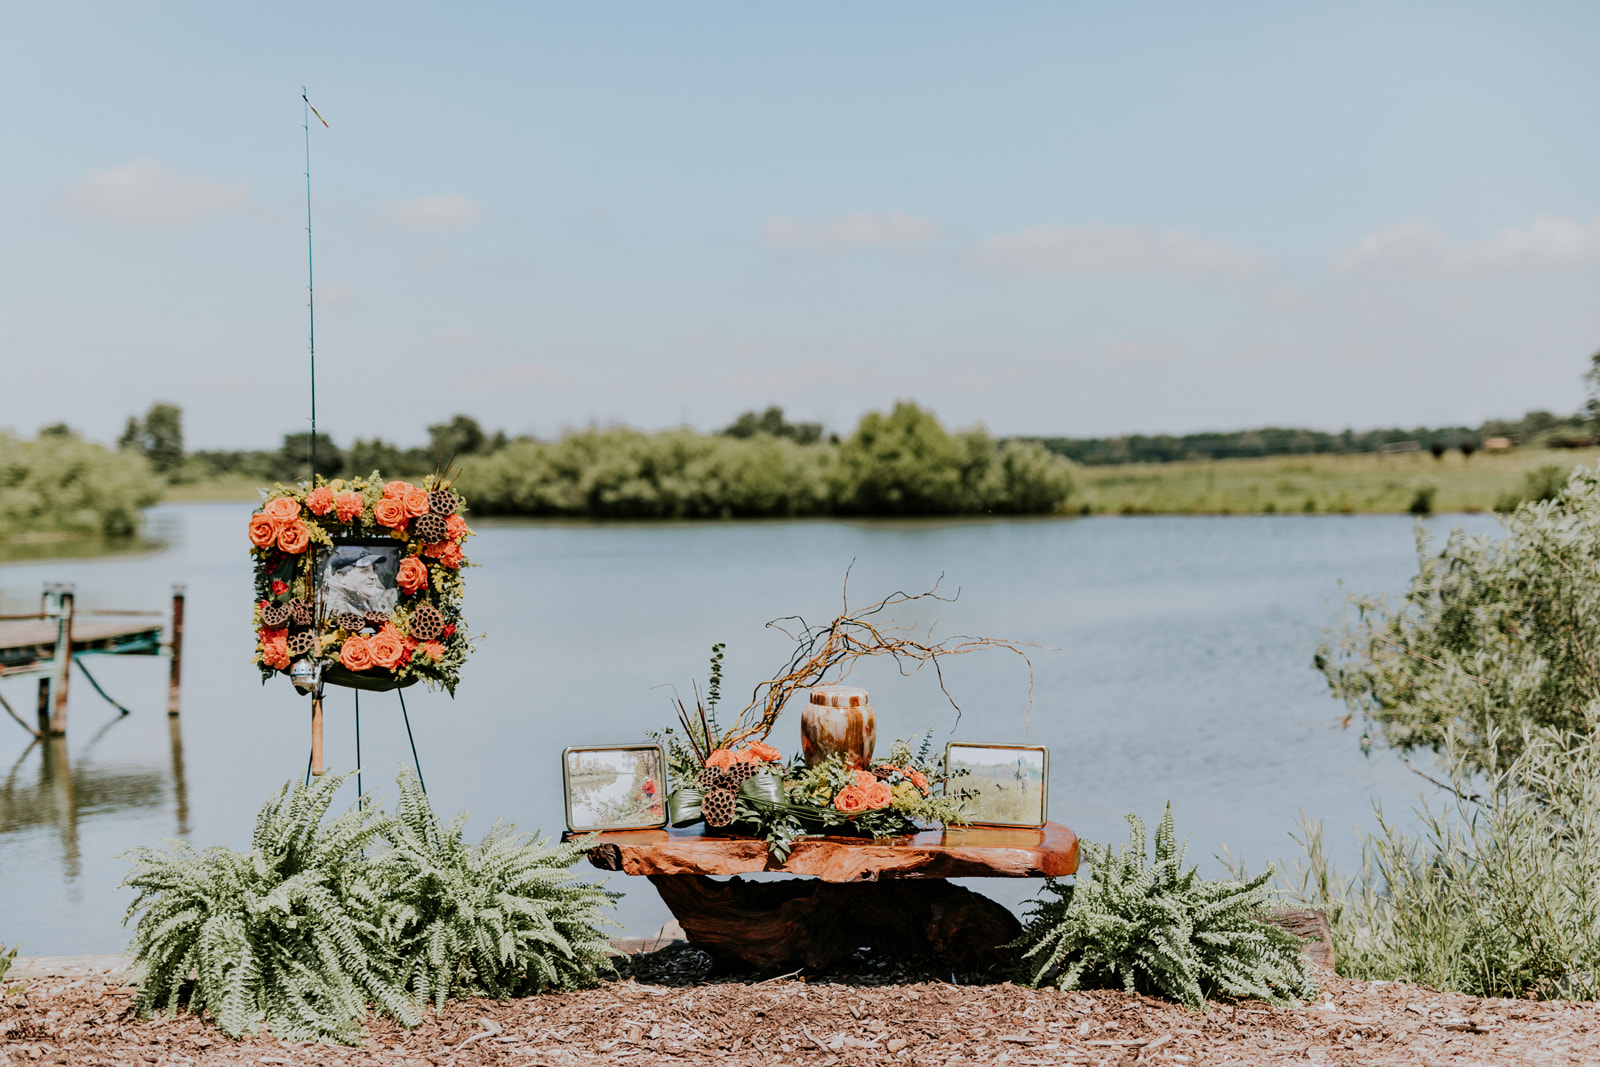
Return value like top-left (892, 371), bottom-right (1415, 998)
top-left (249, 472), bottom-right (474, 695)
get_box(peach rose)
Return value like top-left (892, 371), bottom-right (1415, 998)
top-left (420, 640), bottom-right (446, 662)
top-left (305, 486), bottom-right (335, 515)
top-left (383, 480), bottom-right (413, 499)
top-left (334, 491), bottom-right (364, 524)
top-left (706, 749), bottom-right (738, 770)
top-left (444, 514), bottom-right (470, 539)
top-left (263, 496), bottom-right (301, 523)
top-left (746, 741), bottom-right (782, 763)
top-left (340, 634), bottom-right (375, 671)
top-left (372, 497), bottom-right (408, 529)
top-left (248, 513), bottom-right (278, 548)
top-left (833, 785), bottom-right (869, 813)
top-left (277, 519), bottom-right (311, 554)
top-left (861, 781), bottom-right (893, 809)
top-left (908, 770), bottom-right (931, 796)
top-left (852, 769), bottom-right (878, 791)
top-left (369, 629), bottom-right (405, 670)
top-left (402, 488), bottom-right (431, 518)
top-left (396, 557), bottom-right (429, 595)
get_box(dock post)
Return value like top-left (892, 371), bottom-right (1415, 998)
top-left (167, 585), bottom-right (186, 716)
top-left (48, 586), bottom-right (75, 736)
top-left (310, 694), bottom-right (325, 776)
top-left (36, 678), bottom-right (50, 735)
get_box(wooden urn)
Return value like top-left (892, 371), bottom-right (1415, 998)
top-left (801, 685), bottom-right (876, 768)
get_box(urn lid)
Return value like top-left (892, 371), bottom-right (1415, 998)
top-left (808, 685), bottom-right (869, 708)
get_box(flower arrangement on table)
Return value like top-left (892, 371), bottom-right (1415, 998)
top-left (248, 473), bottom-right (474, 694)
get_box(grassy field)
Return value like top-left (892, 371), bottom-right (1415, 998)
top-left (158, 447), bottom-right (1600, 516)
top-left (1076, 447), bottom-right (1600, 515)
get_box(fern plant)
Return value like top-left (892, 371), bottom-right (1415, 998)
top-left (0, 941), bottom-right (16, 986)
top-left (375, 772), bottom-right (618, 1008)
top-left (1010, 805), bottom-right (1314, 1011)
top-left (120, 774), bottom-right (417, 1043)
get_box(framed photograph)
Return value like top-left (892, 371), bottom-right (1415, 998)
top-left (562, 744), bottom-right (668, 832)
top-left (945, 742), bottom-right (1049, 828)
top-left (318, 539), bottom-right (401, 618)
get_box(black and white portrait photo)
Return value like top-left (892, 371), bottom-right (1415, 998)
top-left (319, 543), bottom-right (400, 617)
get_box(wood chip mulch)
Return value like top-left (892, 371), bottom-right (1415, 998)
top-left (3, 946), bottom-right (1599, 1066)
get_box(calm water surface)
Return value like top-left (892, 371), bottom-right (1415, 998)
top-left (0, 503), bottom-right (1501, 954)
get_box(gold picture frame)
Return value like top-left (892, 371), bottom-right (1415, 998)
top-left (945, 742), bottom-right (1049, 828)
top-left (561, 744), bottom-right (669, 833)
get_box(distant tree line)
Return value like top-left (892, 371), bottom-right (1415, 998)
top-left (1022, 409), bottom-right (1594, 466)
top-left (2, 425), bottom-right (164, 538)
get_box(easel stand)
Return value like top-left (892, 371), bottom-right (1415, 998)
top-left (305, 685), bottom-right (427, 795)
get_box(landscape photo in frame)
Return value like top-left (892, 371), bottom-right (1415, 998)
top-left (562, 744), bottom-right (669, 832)
top-left (945, 743), bottom-right (1048, 827)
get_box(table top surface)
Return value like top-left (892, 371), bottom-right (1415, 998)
top-left (573, 821), bottom-right (1079, 883)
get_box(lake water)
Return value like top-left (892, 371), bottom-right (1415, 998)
top-left (0, 503), bottom-right (1501, 955)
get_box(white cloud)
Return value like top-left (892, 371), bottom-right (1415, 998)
top-left (1336, 215), bottom-right (1600, 280)
top-left (382, 194), bottom-right (482, 232)
top-left (975, 224), bottom-right (1263, 278)
top-left (59, 158), bottom-right (252, 225)
top-left (763, 211), bottom-right (939, 249)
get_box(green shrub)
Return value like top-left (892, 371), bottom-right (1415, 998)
top-left (0, 941), bottom-right (16, 985)
top-left (376, 772), bottom-right (616, 1008)
top-left (1316, 465), bottom-right (1600, 771)
top-left (0, 429), bottom-right (164, 538)
top-left (121, 773), bottom-right (616, 1043)
top-left (1286, 722), bottom-right (1600, 999)
top-left (1494, 462), bottom-right (1569, 513)
top-left (1010, 806), bottom-right (1313, 1010)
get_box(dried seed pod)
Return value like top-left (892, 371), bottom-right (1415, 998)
top-left (260, 602), bottom-right (290, 628)
top-left (286, 629), bottom-right (318, 657)
top-left (696, 767), bottom-right (725, 790)
top-left (701, 787), bottom-right (736, 828)
top-left (364, 611), bottom-right (390, 631)
top-left (408, 602), bottom-right (444, 641)
top-left (428, 490), bottom-right (458, 516)
top-left (336, 612), bottom-right (367, 633)
top-left (289, 598), bottom-right (314, 626)
top-left (723, 761), bottom-right (761, 786)
top-left (412, 513), bottom-right (447, 543)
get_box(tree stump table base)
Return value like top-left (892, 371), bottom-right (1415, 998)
top-left (574, 823), bottom-right (1079, 974)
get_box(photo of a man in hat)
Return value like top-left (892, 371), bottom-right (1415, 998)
top-left (319, 544), bottom-right (400, 617)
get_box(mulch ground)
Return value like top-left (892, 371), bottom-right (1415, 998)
top-left (3, 946), bottom-right (1599, 1066)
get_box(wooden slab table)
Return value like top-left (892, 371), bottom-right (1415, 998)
top-left (571, 822), bottom-right (1079, 972)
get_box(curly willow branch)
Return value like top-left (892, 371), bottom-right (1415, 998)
top-left (717, 571), bottom-right (1036, 750)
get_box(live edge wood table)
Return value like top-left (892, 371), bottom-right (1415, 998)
top-left (570, 823), bottom-right (1079, 973)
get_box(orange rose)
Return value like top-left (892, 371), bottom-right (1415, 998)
top-left (444, 514), bottom-right (470, 539)
top-left (706, 749), bottom-right (738, 770)
top-left (861, 781), bottom-right (893, 809)
top-left (340, 634), bottom-right (375, 671)
top-left (746, 741), bottom-right (782, 763)
top-left (373, 497), bottom-right (408, 529)
top-left (396, 557), bottom-right (429, 595)
top-left (383, 480), bottom-right (413, 499)
top-left (852, 769), bottom-right (878, 791)
top-left (334, 491), bottom-right (364, 524)
top-left (305, 486), bottom-right (335, 515)
top-left (248, 513), bottom-right (278, 548)
top-left (732, 748), bottom-right (761, 763)
top-left (420, 640), bottom-right (445, 662)
top-left (277, 519), bottom-right (311, 554)
top-left (263, 496), bottom-right (301, 523)
top-left (369, 629), bottom-right (405, 670)
top-left (402, 488), bottom-right (431, 518)
top-left (908, 770), bottom-right (931, 796)
top-left (833, 785), bottom-right (869, 813)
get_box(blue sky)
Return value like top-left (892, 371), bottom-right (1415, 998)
top-left (4, 3), bottom-right (1598, 449)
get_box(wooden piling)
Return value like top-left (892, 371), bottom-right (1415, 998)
top-left (47, 589), bottom-right (73, 736)
top-left (36, 677), bottom-right (50, 735)
top-left (167, 585), bottom-right (185, 717)
top-left (310, 694), bottom-right (325, 776)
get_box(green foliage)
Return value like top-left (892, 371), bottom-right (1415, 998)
top-left (1493, 462), bottom-right (1567, 512)
top-left (1316, 466), bottom-right (1600, 770)
top-left (1285, 723), bottom-right (1600, 999)
top-left (120, 773), bottom-right (413, 1043)
top-left (0, 428), bottom-right (164, 538)
top-left (0, 941), bottom-right (16, 985)
top-left (458, 403), bottom-right (1074, 519)
top-left (1407, 484), bottom-right (1435, 516)
top-left (118, 402), bottom-right (185, 476)
top-left (273, 432), bottom-right (346, 482)
top-left (1011, 806), bottom-right (1314, 1011)
top-left (375, 772), bottom-right (616, 1009)
top-left (721, 405), bottom-right (824, 445)
top-left (121, 773), bottom-right (616, 1043)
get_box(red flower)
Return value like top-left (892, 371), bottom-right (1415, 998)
top-left (271, 580), bottom-right (288, 595)
top-left (441, 623), bottom-right (456, 639)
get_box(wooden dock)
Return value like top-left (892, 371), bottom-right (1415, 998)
top-left (0, 584), bottom-right (183, 737)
